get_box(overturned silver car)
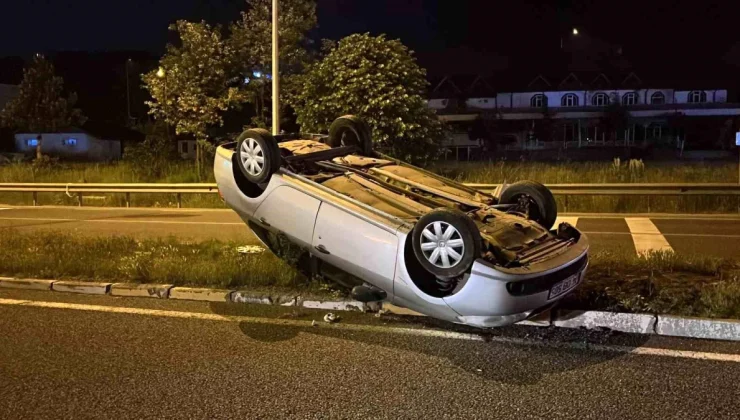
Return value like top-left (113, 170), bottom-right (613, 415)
top-left (214, 116), bottom-right (588, 327)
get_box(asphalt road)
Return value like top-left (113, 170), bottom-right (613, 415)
top-left (1, 288), bottom-right (740, 419)
top-left (1, 206), bottom-right (739, 258)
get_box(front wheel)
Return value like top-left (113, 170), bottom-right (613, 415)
top-left (499, 181), bottom-right (558, 230)
top-left (236, 129), bottom-right (281, 184)
top-left (412, 208), bottom-right (482, 279)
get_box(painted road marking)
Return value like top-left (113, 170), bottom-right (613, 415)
top-left (625, 218), bottom-right (674, 255)
top-left (1, 297), bottom-right (739, 363)
top-left (554, 217), bottom-right (579, 228)
top-left (0, 217), bottom-right (242, 226)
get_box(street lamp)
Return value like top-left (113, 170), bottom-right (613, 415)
top-left (156, 67), bottom-right (171, 141)
top-left (272, 0), bottom-right (280, 135)
top-left (572, 28), bottom-right (579, 35)
top-left (561, 28), bottom-right (580, 49)
top-left (125, 58), bottom-right (133, 122)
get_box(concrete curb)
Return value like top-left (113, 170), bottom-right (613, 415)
top-left (52, 281), bottom-right (111, 295)
top-left (656, 315), bottom-right (740, 342)
top-left (0, 277), bottom-right (54, 291)
top-left (110, 283), bottom-right (172, 299)
top-left (169, 287), bottom-right (232, 302)
top-left (553, 310), bottom-right (657, 334)
top-left (3, 277), bottom-right (740, 341)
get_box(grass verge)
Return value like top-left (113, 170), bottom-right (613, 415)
top-left (1, 230), bottom-right (738, 319)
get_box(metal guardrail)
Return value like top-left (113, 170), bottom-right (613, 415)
top-left (0, 182), bottom-right (739, 209)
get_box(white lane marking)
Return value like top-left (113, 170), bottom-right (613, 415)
top-left (582, 231), bottom-right (740, 239)
top-left (554, 217), bottom-right (579, 228)
top-left (625, 218), bottom-right (674, 255)
top-left (0, 217), bottom-right (242, 226)
top-left (2, 297), bottom-right (739, 363)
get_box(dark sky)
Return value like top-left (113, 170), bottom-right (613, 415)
top-left (1, 0), bottom-right (739, 77)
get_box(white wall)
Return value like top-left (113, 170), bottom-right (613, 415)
top-left (428, 99), bottom-right (449, 110)
top-left (465, 97), bottom-right (496, 109)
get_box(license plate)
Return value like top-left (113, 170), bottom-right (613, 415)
top-left (548, 273), bottom-right (581, 299)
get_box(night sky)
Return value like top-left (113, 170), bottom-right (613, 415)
top-left (2, 0), bottom-right (739, 80)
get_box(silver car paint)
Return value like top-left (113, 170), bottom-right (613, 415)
top-left (215, 146), bottom-right (588, 328)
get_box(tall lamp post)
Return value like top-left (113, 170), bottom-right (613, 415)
top-left (125, 58), bottom-right (133, 122)
top-left (272, 0), bottom-right (280, 135)
top-left (156, 67), bottom-right (171, 141)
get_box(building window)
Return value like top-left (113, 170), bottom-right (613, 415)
top-left (651, 92), bottom-right (666, 105)
top-left (26, 139), bottom-right (38, 147)
top-left (592, 93), bottom-right (609, 106)
top-left (622, 92), bottom-right (638, 106)
top-left (181, 142), bottom-right (189, 154)
top-left (649, 124), bottom-right (663, 139)
top-left (530, 94), bottom-right (546, 108)
top-left (62, 138), bottom-right (77, 146)
top-left (688, 90), bottom-right (707, 103)
top-left (561, 93), bottom-right (579, 107)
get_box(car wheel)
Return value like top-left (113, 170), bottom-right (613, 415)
top-left (412, 208), bottom-right (482, 279)
top-left (236, 128), bottom-right (281, 184)
top-left (499, 180), bottom-right (558, 230)
top-left (327, 115), bottom-right (373, 156)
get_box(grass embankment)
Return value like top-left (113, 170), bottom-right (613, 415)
top-left (1, 160), bottom-right (737, 212)
top-left (1, 230), bottom-right (738, 319)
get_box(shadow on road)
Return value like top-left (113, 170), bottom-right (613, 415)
top-left (209, 302), bottom-right (651, 385)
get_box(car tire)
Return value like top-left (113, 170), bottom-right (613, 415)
top-left (412, 208), bottom-right (482, 279)
top-left (327, 115), bottom-right (373, 156)
top-left (499, 180), bottom-right (558, 230)
top-left (236, 128), bottom-right (281, 184)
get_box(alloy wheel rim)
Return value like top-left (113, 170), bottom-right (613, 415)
top-left (241, 138), bottom-right (265, 176)
top-left (420, 221), bottom-right (465, 268)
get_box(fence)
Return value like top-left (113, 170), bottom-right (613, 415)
top-left (1, 182), bottom-right (739, 209)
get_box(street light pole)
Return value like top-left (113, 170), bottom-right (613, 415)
top-left (272, 0), bottom-right (280, 135)
top-left (125, 59), bottom-right (132, 122)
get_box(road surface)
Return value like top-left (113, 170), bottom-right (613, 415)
top-left (1, 288), bottom-right (740, 419)
top-left (1, 206), bottom-right (739, 258)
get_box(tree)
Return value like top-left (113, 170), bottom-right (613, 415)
top-left (143, 20), bottom-right (247, 179)
top-left (601, 95), bottom-right (629, 143)
top-left (291, 33), bottom-right (445, 163)
top-left (0, 55), bottom-right (85, 159)
top-left (229, 0), bottom-right (317, 127)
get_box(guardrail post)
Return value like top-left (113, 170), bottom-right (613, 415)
top-left (32, 192), bottom-right (37, 207)
top-left (564, 195), bottom-right (569, 213)
top-left (125, 192), bottom-right (131, 208)
top-left (177, 193), bottom-right (182, 209)
top-left (647, 196), bottom-right (651, 213)
top-left (77, 193), bottom-right (83, 207)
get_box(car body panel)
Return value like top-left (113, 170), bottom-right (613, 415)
top-left (215, 138), bottom-right (590, 329)
top-left (313, 203), bottom-right (399, 293)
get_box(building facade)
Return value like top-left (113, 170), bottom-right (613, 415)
top-left (429, 73), bottom-right (740, 160)
top-left (14, 131), bottom-right (122, 161)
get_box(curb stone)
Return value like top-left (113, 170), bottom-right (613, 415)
top-left (52, 281), bottom-right (111, 295)
top-left (4, 277), bottom-right (740, 341)
top-left (553, 309), bottom-right (657, 334)
top-left (299, 299), bottom-right (365, 312)
top-left (110, 283), bottom-right (173, 299)
top-left (169, 287), bottom-right (232, 302)
top-left (0, 277), bottom-right (54, 291)
top-left (656, 315), bottom-right (740, 342)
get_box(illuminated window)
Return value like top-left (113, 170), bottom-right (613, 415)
top-left (531, 94), bottom-right (546, 108)
top-left (63, 138), bottom-right (77, 146)
top-left (592, 93), bottom-right (608, 106)
top-left (561, 93), bottom-right (579, 107)
top-left (26, 139), bottom-right (38, 147)
top-left (688, 91), bottom-right (706, 103)
top-left (622, 92), bottom-right (638, 105)
top-left (651, 92), bottom-right (665, 105)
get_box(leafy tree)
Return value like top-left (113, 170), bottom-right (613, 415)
top-left (291, 33), bottom-right (444, 163)
top-left (142, 20), bottom-right (247, 179)
top-left (0, 55), bottom-right (85, 159)
top-left (229, 0), bottom-right (317, 127)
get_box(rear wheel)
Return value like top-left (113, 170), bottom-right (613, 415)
top-left (236, 129), bottom-right (281, 184)
top-left (412, 208), bottom-right (481, 279)
top-left (499, 181), bottom-right (558, 230)
top-left (327, 115), bottom-right (373, 156)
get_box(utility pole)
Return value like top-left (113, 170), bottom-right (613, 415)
top-left (272, 0), bottom-right (280, 135)
top-left (125, 59), bottom-right (132, 122)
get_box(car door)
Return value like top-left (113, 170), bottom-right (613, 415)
top-left (253, 185), bottom-right (321, 248)
top-left (312, 202), bottom-right (399, 293)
